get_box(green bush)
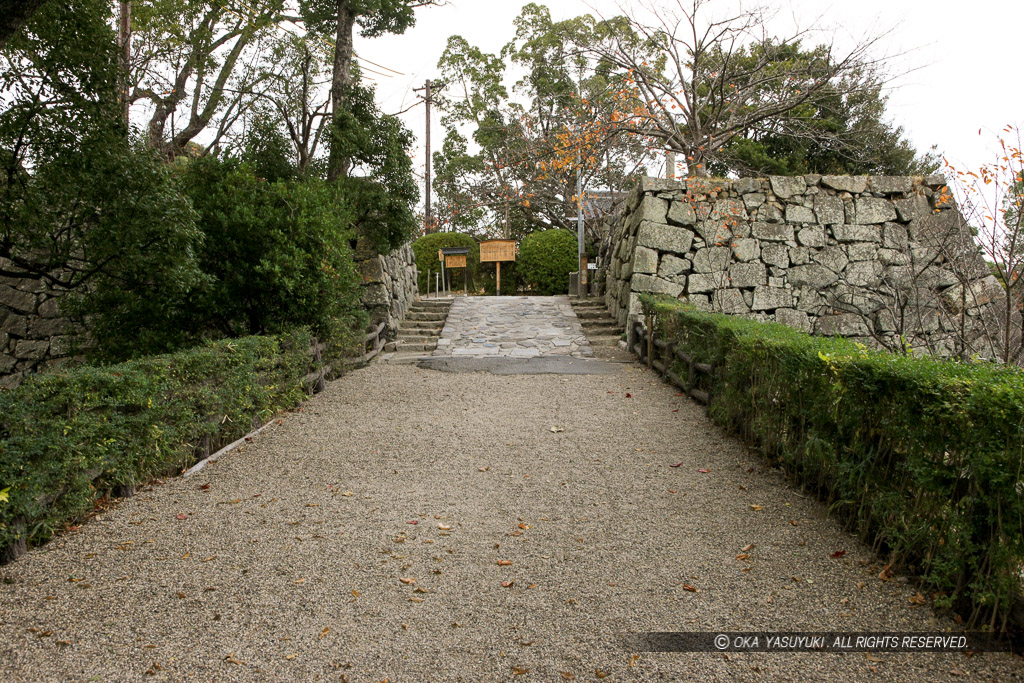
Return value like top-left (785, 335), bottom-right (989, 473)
top-left (518, 229), bottom-right (577, 295)
top-left (643, 294), bottom-right (1024, 629)
top-left (411, 232), bottom-right (480, 293)
top-left (0, 329), bottom-right (320, 561)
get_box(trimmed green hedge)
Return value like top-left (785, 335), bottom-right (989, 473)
top-left (644, 295), bottom-right (1024, 629)
top-left (411, 232), bottom-right (480, 294)
top-left (0, 329), bottom-right (320, 561)
top-left (518, 229), bottom-right (577, 295)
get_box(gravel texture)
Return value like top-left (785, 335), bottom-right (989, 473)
top-left (1, 361), bottom-right (1022, 681)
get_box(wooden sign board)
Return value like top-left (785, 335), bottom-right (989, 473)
top-left (445, 253), bottom-right (467, 269)
top-left (479, 239), bottom-right (516, 263)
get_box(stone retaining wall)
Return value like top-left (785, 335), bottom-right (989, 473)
top-left (0, 269), bottom-right (80, 388)
top-left (600, 175), bottom-right (1004, 357)
top-left (354, 238), bottom-right (419, 338)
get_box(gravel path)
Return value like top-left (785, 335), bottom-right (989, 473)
top-left (1, 360), bottom-right (1021, 681)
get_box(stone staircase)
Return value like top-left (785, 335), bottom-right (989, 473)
top-left (384, 298), bottom-right (453, 355)
top-left (570, 297), bottom-right (624, 349)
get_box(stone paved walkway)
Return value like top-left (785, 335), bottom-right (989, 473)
top-left (432, 296), bottom-right (593, 359)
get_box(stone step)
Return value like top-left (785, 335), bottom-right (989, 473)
top-left (581, 321), bottom-right (621, 333)
top-left (413, 299), bottom-right (453, 308)
top-left (574, 310), bottom-right (612, 320)
top-left (402, 320), bottom-right (445, 330)
top-left (406, 311), bottom-right (448, 322)
top-left (398, 330), bottom-right (437, 339)
top-left (385, 341), bottom-right (437, 352)
top-left (585, 334), bottom-right (623, 346)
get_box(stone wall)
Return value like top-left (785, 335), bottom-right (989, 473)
top-left (600, 175), bottom-right (1005, 357)
top-left (354, 238), bottom-right (419, 337)
top-left (0, 268), bottom-right (79, 388)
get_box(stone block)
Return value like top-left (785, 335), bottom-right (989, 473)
top-left (639, 176), bottom-right (687, 193)
top-left (752, 286), bottom-right (794, 311)
top-left (636, 195), bottom-right (669, 224)
top-left (37, 297), bottom-right (60, 318)
top-left (769, 175), bottom-right (807, 199)
top-left (633, 246), bottom-right (659, 274)
top-left (658, 254), bottom-right (690, 279)
top-left (687, 273), bottom-right (726, 294)
top-left (728, 262), bottom-right (767, 288)
top-left (687, 294), bottom-right (712, 312)
top-left (14, 339), bottom-right (48, 360)
top-left (0, 354), bottom-right (15, 373)
top-left (735, 178), bottom-right (762, 194)
top-left (882, 222), bottom-right (909, 249)
top-left (847, 243), bottom-right (878, 262)
top-left (731, 238), bottom-right (760, 262)
top-left (877, 248), bottom-right (910, 266)
top-left (790, 247), bottom-right (810, 265)
top-left (1, 314), bottom-right (27, 337)
top-left (631, 274), bottom-right (684, 297)
top-left (797, 227), bottom-right (826, 248)
top-left (852, 197), bottom-right (897, 224)
top-left (821, 175), bottom-right (867, 193)
top-left (923, 174), bottom-right (947, 188)
top-left (761, 244), bottom-right (790, 269)
top-left (27, 317), bottom-right (67, 338)
top-left (788, 264), bottom-right (840, 288)
top-left (694, 220), bottom-right (730, 245)
top-left (815, 246), bottom-right (849, 274)
top-left (845, 261), bottom-right (883, 287)
top-left (742, 193), bottom-right (766, 210)
top-left (709, 198), bottom-right (749, 226)
top-left (908, 210), bottom-right (959, 244)
top-left (796, 286), bottom-right (828, 313)
top-left (692, 247), bottom-right (731, 273)
top-left (713, 288), bottom-right (751, 314)
top-left (751, 222), bottom-right (794, 242)
top-left (816, 313), bottom-right (870, 337)
top-left (666, 200), bottom-right (696, 226)
top-left (775, 308), bottom-right (811, 333)
top-left (941, 276), bottom-right (1005, 310)
top-left (636, 221), bottom-right (695, 255)
top-left (832, 224), bottom-right (881, 243)
top-left (813, 195), bottom-right (846, 224)
top-left (785, 205), bottom-right (816, 224)
top-left (359, 258), bottom-right (386, 284)
top-left (0, 285), bottom-right (38, 314)
top-left (756, 204), bottom-right (784, 223)
top-left (361, 283), bottom-right (390, 308)
top-left (868, 176), bottom-right (913, 194)
top-left (893, 195), bottom-right (931, 222)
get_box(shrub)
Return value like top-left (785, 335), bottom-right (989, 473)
top-left (518, 229), bottom-right (577, 295)
top-left (0, 329), bottom-right (319, 562)
top-left (643, 294), bottom-right (1024, 629)
top-left (411, 232), bottom-right (480, 293)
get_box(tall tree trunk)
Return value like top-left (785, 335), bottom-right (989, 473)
top-left (327, 0), bottom-right (355, 181)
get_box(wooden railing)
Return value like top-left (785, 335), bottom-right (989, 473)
top-left (632, 317), bottom-right (716, 405)
top-left (301, 320), bottom-right (387, 394)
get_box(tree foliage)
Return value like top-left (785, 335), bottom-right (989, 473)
top-left (517, 229), bottom-right (577, 295)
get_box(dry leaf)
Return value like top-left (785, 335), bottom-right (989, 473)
top-left (629, 654), bottom-right (640, 667)
top-left (399, 577), bottom-right (416, 585)
top-left (176, 591), bottom-right (186, 599)
top-left (438, 524), bottom-right (452, 531)
top-left (682, 584), bottom-right (698, 592)
top-left (351, 590), bottom-right (359, 597)
top-left (560, 673), bottom-right (576, 680)
top-left (549, 426), bottom-right (563, 433)
top-left (750, 505), bottom-right (763, 511)
top-left (527, 584), bottom-right (537, 589)
top-left (789, 520), bottom-right (798, 526)
top-left (502, 581), bottom-right (515, 588)
top-left (909, 593), bottom-right (927, 605)
top-left (293, 578), bottom-right (306, 585)
top-left (735, 554), bottom-right (749, 561)
top-left (497, 560), bottom-right (512, 566)
top-left (595, 670), bottom-right (609, 679)
top-left (878, 564), bottom-right (894, 582)
top-left (319, 627), bottom-right (330, 640)
top-left (512, 667), bottom-right (529, 675)
top-left (865, 653), bottom-right (882, 663)
top-left (518, 523), bottom-right (530, 530)
top-left (408, 597), bottom-right (424, 603)
top-left (413, 587), bottom-right (429, 594)
top-left (285, 653), bottom-right (297, 660)
top-left (175, 513), bottom-right (188, 520)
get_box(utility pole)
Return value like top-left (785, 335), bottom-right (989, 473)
top-left (118, 0), bottom-right (131, 126)
top-left (414, 79), bottom-right (434, 233)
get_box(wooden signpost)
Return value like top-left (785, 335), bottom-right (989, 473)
top-left (479, 239), bottom-right (516, 296)
top-left (439, 247), bottom-right (471, 295)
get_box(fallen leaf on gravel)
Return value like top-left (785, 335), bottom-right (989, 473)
top-left (285, 653), bottom-right (297, 660)
top-left (697, 469), bottom-right (710, 473)
top-left (670, 462), bottom-right (684, 468)
top-left (217, 499), bottom-right (241, 505)
top-left (407, 520), bottom-right (418, 525)
top-left (199, 484), bottom-right (210, 491)
top-left (789, 520), bottom-right (799, 526)
top-left (595, 670), bottom-right (609, 679)
top-left (408, 597), bottom-right (423, 603)
top-left (343, 491), bottom-right (353, 497)
top-left (520, 640), bottom-right (535, 646)
top-left (224, 653), bottom-right (245, 665)
top-left (668, 489), bottom-right (676, 493)
top-left (497, 560), bottom-right (512, 566)
top-left (201, 556), bottom-right (216, 562)
top-left (527, 584), bottom-right (537, 589)
top-left (293, 578), bottom-right (306, 585)
top-left (682, 584), bottom-right (698, 592)
top-left (180, 552), bottom-right (190, 559)
top-left (865, 653), bottom-right (882, 663)
top-left (478, 467), bottom-right (490, 472)
top-left (438, 524), bottom-right (452, 531)
top-left (625, 393), bottom-right (632, 398)
top-left (413, 587), bottom-right (429, 594)
top-left (750, 505), bottom-right (763, 511)
top-left (878, 564), bottom-right (894, 581)
top-left (736, 554), bottom-right (749, 561)
top-left (502, 581), bottom-right (515, 588)
top-left (512, 667), bottom-right (529, 675)
top-left (672, 408), bottom-right (679, 412)
top-left (560, 673), bottom-right (576, 680)
top-left (857, 581), bottom-right (865, 590)
top-left (741, 544), bottom-right (754, 552)
top-left (319, 627), bottom-right (330, 640)
top-left (399, 577), bottom-right (416, 585)
top-left (832, 550), bottom-right (847, 558)
top-left (518, 523), bottom-right (530, 530)
top-left (176, 591), bottom-right (186, 599)
top-left (629, 654), bottom-right (640, 667)
top-left (175, 514), bottom-right (188, 520)
top-left (451, 622), bottom-right (462, 628)
top-left (909, 593), bottom-right (926, 605)
top-left (550, 426), bottom-right (564, 433)
top-left (305, 503), bottom-right (319, 508)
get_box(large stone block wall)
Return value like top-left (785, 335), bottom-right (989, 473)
top-left (354, 238), bottom-right (419, 338)
top-left (0, 268), bottom-right (80, 388)
top-left (601, 175), bottom-right (1004, 356)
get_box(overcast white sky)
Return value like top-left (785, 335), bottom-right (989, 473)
top-left (353, 0), bottom-right (1023, 198)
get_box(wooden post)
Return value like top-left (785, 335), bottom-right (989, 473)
top-left (496, 261), bottom-right (501, 297)
top-left (646, 313), bottom-right (654, 370)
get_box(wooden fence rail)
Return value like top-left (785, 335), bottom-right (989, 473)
top-left (632, 317), bottom-right (715, 405)
top-left (301, 320), bottom-right (387, 395)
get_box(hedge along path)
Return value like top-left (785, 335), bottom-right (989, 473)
top-left (0, 361), bottom-right (1021, 680)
